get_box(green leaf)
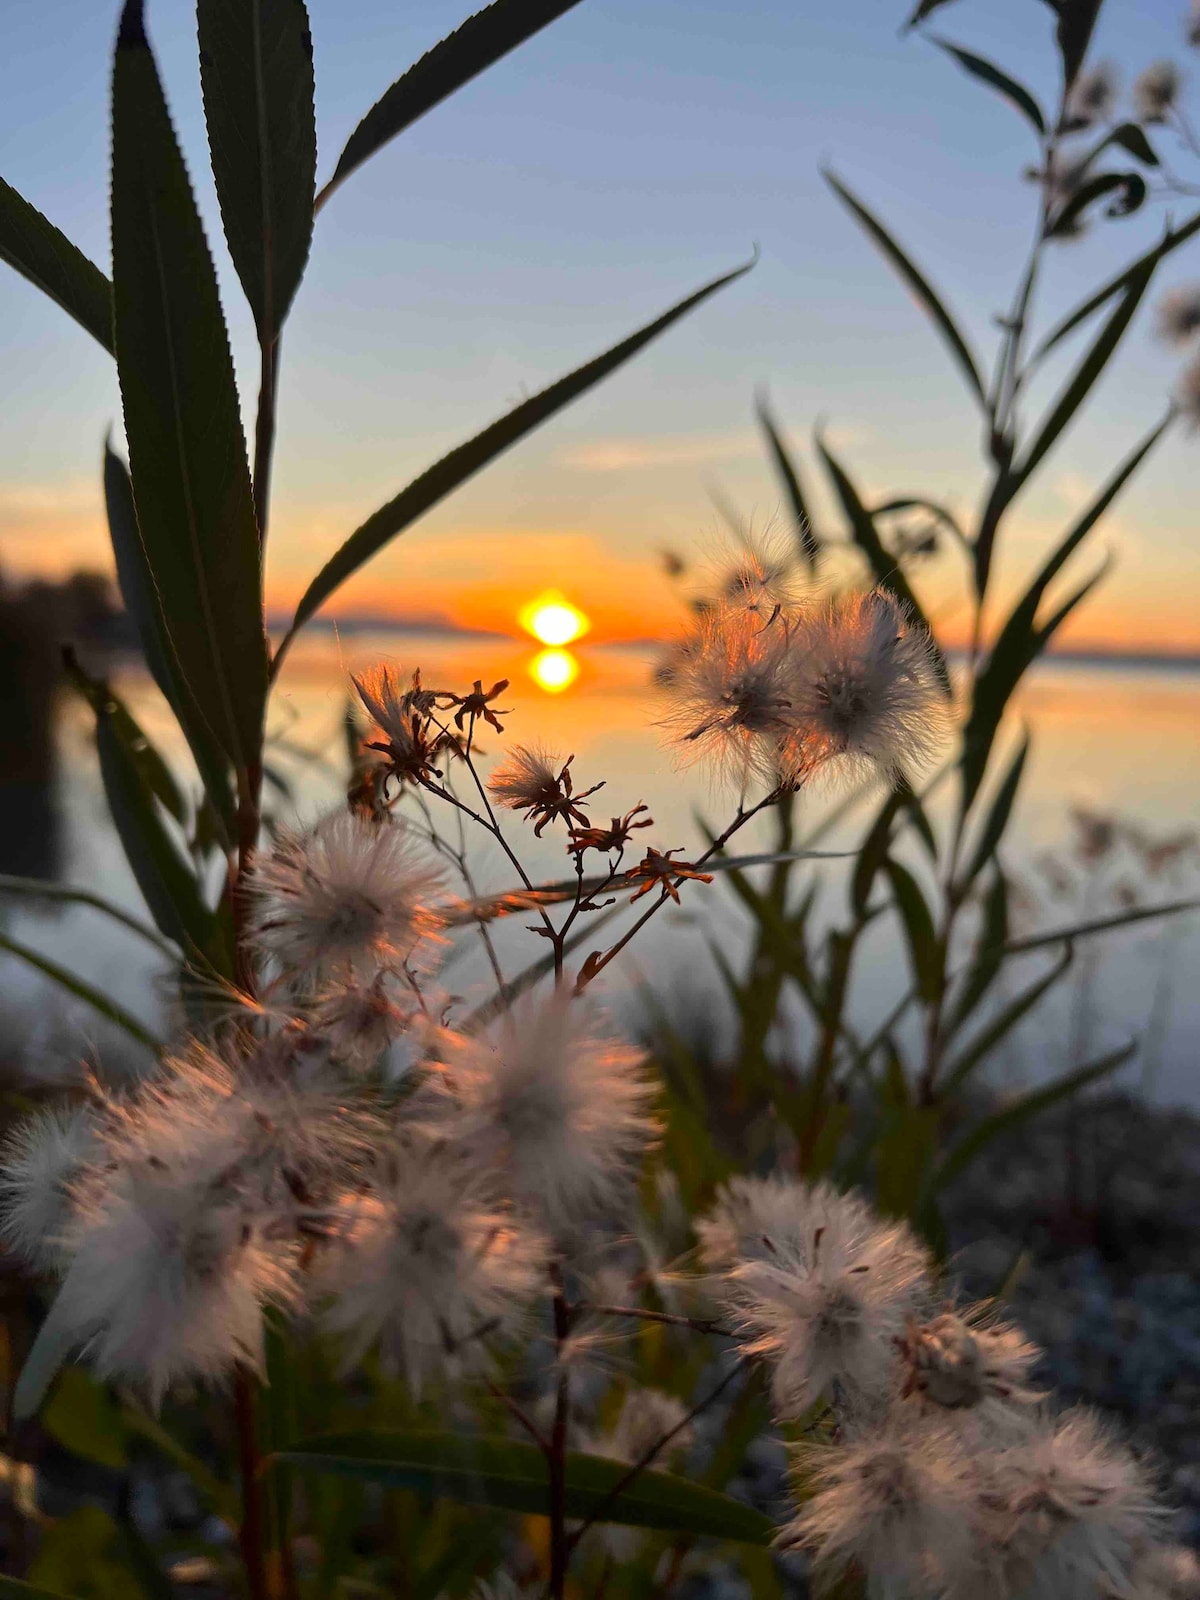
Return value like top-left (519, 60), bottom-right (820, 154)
top-left (0, 875), bottom-right (174, 955)
top-left (198, 0), bottom-right (316, 337)
top-left (755, 392), bottom-right (821, 567)
top-left (961, 414), bottom-right (1168, 808)
top-left (941, 945), bottom-right (1073, 1092)
top-left (929, 39), bottom-right (1046, 136)
top-left (111, 0), bottom-right (267, 773)
top-left (43, 1369), bottom-right (127, 1471)
top-left (280, 256), bottom-right (754, 646)
top-left (0, 176), bottom-right (114, 354)
top-left (103, 444), bottom-right (237, 842)
top-left (945, 865), bottom-right (1008, 1036)
top-left (813, 433), bottom-right (951, 695)
top-left (1033, 211), bottom-right (1200, 361)
top-left (903, 0), bottom-right (960, 26)
top-left (1040, 0), bottom-right (1103, 90)
top-left (0, 932), bottom-right (162, 1055)
top-left (280, 1430), bottom-right (772, 1543)
top-left (959, 732), bottom-right (1028, 889)
top-left (63, 652), bottom-right (214, 958)
top-left (0, 1580), bottom-right (81, 1600)
top-left (1107, 121), bottom-right (1159, 166)
top-left (885, 860), bottom-right (942, 1004)
top-left (1015, 260), bottom-right (1154, 486)
top-left (850, 792), bottom-right (904, 917)
top-left (928, 1040), bottom-right (1133, 1198)
top-left (1047, 171), bottom-right (1146, 239)
top-left (316, 0), bottom-right (584, 211)
top-left (823, 170), bottom-right (985, 407)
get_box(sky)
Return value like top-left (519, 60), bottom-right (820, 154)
top-left (2, 0), bottom-right (1199, 651)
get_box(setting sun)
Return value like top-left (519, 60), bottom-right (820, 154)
top-left (529, 647), bottom-right (579, 693)
top-left (518, 591), bottom-right (590, 647)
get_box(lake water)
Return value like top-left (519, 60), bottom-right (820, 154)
top-left (5, 631), bottom-right (1198, 1104)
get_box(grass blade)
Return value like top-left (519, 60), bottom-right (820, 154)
top-left (0, 876), bottom-right (175, 956)
top-left (959, 732), bottom-right (1029, 889)
top-left (814, 432), bottom-right (951, 693)
top-left (823, 170), bottom-right (985, 407)
top-left (281, 256), bottom-right (754, 647)
top-left (1001, 898), bottom-right (1200, 957)
top-left (111, 0), bottom-right (267, 773)
top-left (316, 0), bottom-right (584, 210)
top-left (941, 945), bottom-right (1073, 1092)
top-left (0, 176), bottom-right (113, 354)
top-left (755, 392), bottom-right (821, 566)
top-left (885, 860), bottom-right (942, 1004)
top-left (0, 932), bottom-right (161, 1054)
top-left (279, 1429), bottom-right (772, 1543)
top-left (198, 0), bottom-right (317, 336)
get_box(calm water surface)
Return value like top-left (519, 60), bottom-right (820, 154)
top-left (6, 632), bottom-right (1198, 1103)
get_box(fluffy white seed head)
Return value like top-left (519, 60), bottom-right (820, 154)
top-left (319, 1136), bottom-right (544, 1391)
top-left (784, 1412), bottom-right (979, 1598)
top-left (659, 603), bottom-right (796, 787)
top-left (603, 1386), bottom-right (693, 1468)
top-left (309, 976), bottom-right (409, 1074)
top-left (977, 1409), bottom-right (1165, 1600)
top-left (896, 1307), bottom-right (1044, 1432)
top-left (780, 589), bottom-right (948, 784)
top-left (57, 1160), bottom-right (297, 1404)
top-left (248, 811), bottom-right (444, 982)
top-left (1155, 284), bottom-right (1200, 347)
top-left (714, 1182), bottom-right (932, 1416)
top-left (1127, 1542), bottom-right (1200, 1599)
top-left (1066, 61), bottom-right (1119, 124)
top-left (0, 1103), bottom-right (100, 1269)
top-left (696, 1174), bottom-right (876, 1272)
top-left (1134, 60), bottom-right (1182, 122)
top-left (431, 992), bottom-right (657, 1233)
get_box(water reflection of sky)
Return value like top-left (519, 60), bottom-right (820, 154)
top-left (4, 632), bottom-right (1198, 1104)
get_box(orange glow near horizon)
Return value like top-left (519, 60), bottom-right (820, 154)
top-left (529, 647), bottom-right (580, 693)
top-left (518, 592), bottom-right (590, 647)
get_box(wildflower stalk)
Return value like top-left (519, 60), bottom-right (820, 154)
top-left (575, 787), bottom-right (785, 993)
top-left (548, 1263), bottom-right (571, 1600)
top-left (234, 1365), bottom-right (271, 1600)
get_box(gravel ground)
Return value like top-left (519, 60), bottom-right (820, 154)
top-left (944, 1091), bottom-right (1200, 1546)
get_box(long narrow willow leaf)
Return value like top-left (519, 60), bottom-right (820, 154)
top-left (823, 169), bottom-right (986, 407)
top-left (0, 175), bottom-right (114, 354)
top-left (0, 876), bottom-right (175, 957)
top-left (929, 38), bottom-right (1046, 136)
top-left (0, 932), bottom-right (162, 1053)
top-left (1001, 897), bottom-right (1200, 957)
top-left (316, 0), bottom-right (584, 210)
top-left (755, 393), bottom-right (821, 566)
top-left (1031, 210), bottom-right (1200, 362)
top-left (111, 0), bottom-right (267, 772)
top-left (278, 256), bottom-right (754, 656)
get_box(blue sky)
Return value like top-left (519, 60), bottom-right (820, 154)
top-left (2, 0), bottom-right (1199, 647)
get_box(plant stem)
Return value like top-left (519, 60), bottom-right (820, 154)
top-left (253, 333), bottom-right (279, 547)
top-left (548, 1267), bottom-right (571, 1600)
top-left (234, 1367), bottom-right (270, 1600)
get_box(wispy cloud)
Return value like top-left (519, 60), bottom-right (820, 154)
top-left (562, 431), bottom-right (759, 473)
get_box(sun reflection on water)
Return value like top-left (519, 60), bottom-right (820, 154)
top-left (529, 647), bottom-right (579, 693)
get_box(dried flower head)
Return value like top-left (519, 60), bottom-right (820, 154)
top-left (784, 1413), bottom-right (978, 1596)
top-left (249, 811), bottom-right (444, 982)
top-left (569, 803), bottom-right (653, 855)
top-left (1065, 61), bottom-right (1119, 125)
top-left (624, 847), bottom-right (714, 904)
top-left (716, 539), bottom-right (798, 619)
top-left (717, 1182), bottom-right (931, 1415)
top-left (978, 1409), bottom-right (1165, 1600)
top-left (897, 1307), bottom-right (1043, 1414)
top-left (781, 589), bottom-right (947, 784)
top-left (487, 747), bottom-right (603, 835)
top-left (432, 991), bottom-right (657, 1231)
top-left (659, 602), bottom-right (796, 786)
top-left (0, 1103), bottom-right (100, 1269)
top-left (1134, 60), bottom-right (1182, 122)
top-left (320, 1136), bottom-right (544, 1391)
top-left (453, 678), bottom-right (511, 735)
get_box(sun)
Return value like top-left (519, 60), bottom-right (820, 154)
top-left (518, 591), bottom-right (590, 647)
top-left (529, 648), bottom-right (579, 693)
